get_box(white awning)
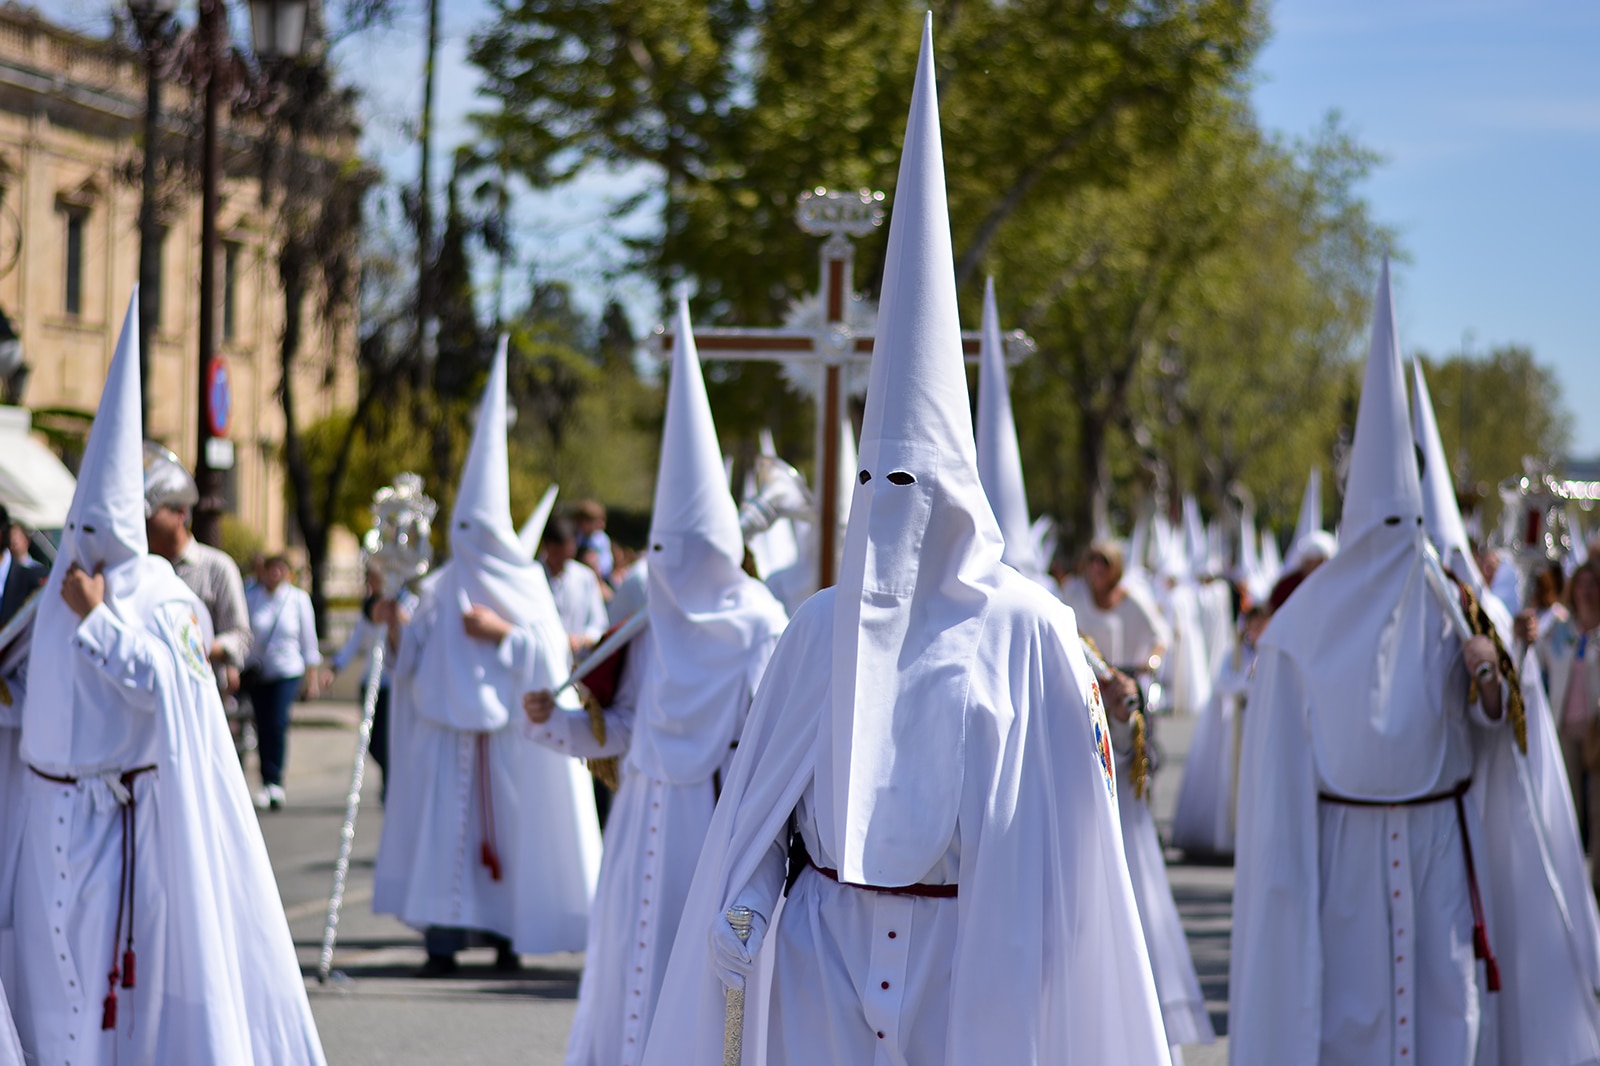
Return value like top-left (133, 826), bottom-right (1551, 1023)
top-left (0, 406), bottom-right (77, 529)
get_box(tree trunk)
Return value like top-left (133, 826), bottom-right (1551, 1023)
top-left (277, 242), bottom-right (331, 629)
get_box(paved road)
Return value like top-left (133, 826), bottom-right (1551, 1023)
top-left (264, 701), bottom-right (1231, 1064)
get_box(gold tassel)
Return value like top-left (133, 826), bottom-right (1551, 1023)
top-left (580, 684), bottom-right (621, 791)
top-left (1131, 709), bottom-right (1150, 801)
top-left (1458, 580), bottom-right (1527, 754)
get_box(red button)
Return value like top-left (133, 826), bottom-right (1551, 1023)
top-left (881, 981), bottom-right (890, 990)
top-left (887, 931), bottom-right (897, 939)
top-left (877, 1032), bottom-right (884, 1039)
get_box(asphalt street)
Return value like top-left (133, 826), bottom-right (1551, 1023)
top-left (263, 700), bottom-right (1231, 1065)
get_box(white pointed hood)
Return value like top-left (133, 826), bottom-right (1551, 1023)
top-left (632, 299), bottom-right (788, 785)
top-left (1263, 256), bottom-right (1449, 799)
top-left (1286, 466), bottom-right (1330, 570)
top-left (1183, 495), bottom-right (1208, 576)
top-left (1411, 357), bottom-right (1485, 592)
top-left (1260, 527), bottom-right (1283, 585)
top-left (975, 277), bottom-right (1043, 581)
top-left (518, 482), bottom-right (560, 557)
top-left (24, 289), bottom-right (200, 768)
top-left (414, 336), bottom-right (568, 731)
top-left (818, 18), bottom-right (1006, 886)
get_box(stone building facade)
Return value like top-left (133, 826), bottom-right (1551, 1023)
top-left (0, 4), bottom-right (359, 554)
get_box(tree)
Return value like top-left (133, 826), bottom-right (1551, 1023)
top-left (995, 102), bottom-right (1391, 548)
top-left (469, 0), bottom-right (1263, 455)
top-left (1416, 345), bottom-right (1573, 513)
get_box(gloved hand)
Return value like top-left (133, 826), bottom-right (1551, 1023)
top-left (711, 909), bottom-right (768, 992)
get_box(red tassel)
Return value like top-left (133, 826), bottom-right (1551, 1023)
top-left (481, 841), bottom-right (503, 882)
top-left (1473, 923), bottom-right (1503, 992)
top-left (122, 949), bottom-right (136, 989)
top-left (101, 991), bottom-right (117, 1031)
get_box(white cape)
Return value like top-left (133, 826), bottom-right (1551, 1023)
top-left (12, 563), bottom-right (322, 1064)
top-left (1229, 637), bottom-right (1600, 1064)
top-left (374, 578), bottom-right (601, 953)
top-left (642, 579), bottom-right (1172, 1064)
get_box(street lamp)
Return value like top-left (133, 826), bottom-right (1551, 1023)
top-left (128, 0), bottom-right (174, 436)
top-left (192, 0), bottom-right (309, 546)
top-left (248, 0), bottom-right (310, 61)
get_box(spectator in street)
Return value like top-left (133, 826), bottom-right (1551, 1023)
top-left (142, 444), bottom-right (253, 694)
top-left (243, 554), bottom-right (321, 809)
top-left (540, 515), bottom-right (608, 657)
top-left (7, 518), bottom-right (33, 564)
top-left (0, 504), bottom-right (45, 628)
top-left (1535, 561), bottom-right (1600, 870)
top-left (572, 498), bottom-right (614, 583)
top-left (321, 562), bottom-right (415, 802)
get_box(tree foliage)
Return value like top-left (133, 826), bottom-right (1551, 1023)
top-left (1415, 346), bottom-right (1573, 516)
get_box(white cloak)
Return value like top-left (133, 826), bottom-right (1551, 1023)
top-left (1229, 608), bottom-right (1600, 1065)
top-left (1171, 645), bottom-right (1254, 857)
top-left (374, 582), bottom-right (601, 953)
top-left (0, 648), bottom-right (27, 1066)
top-left (11, 575), bottom-right (323, 1065)
top-left (641, 580), bottom-right (1172, 1065)
top-left (524, 632), bottom-right (776, 1065)
top-left (1110, 717), bottom-right (1215, 1051)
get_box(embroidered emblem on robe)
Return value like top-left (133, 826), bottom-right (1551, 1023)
top-left (177, 613), bottom-right (212, 682)
top-left (1088, 681), bottom-right (1115, 795)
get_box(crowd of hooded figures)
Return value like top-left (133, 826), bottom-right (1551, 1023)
top-left (1, 16), bottom-right (1599, 1066)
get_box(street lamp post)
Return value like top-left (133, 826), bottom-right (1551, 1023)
top-left (192, 0), bottom-right (308, 547)
top-left (129, 0), bottom-right (174, 438)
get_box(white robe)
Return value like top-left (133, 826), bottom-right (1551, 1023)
top-left (1156, 581), bottom-right (1213, 717)
top-left (642, 579), bottom-right (1172, 1065)
top-left (11, 587), bottom-right (323, 1065)
top-left (1111, 716), bottom-right (1215, 1053)
top-left (1230, 605), bottom-right (1600, 1065)
top-left (524, 634), bottom-right (776, 1066)
top-left (374, 584), bottom-right (601, 953)
top-left (1171, 644), bottom-right (1254, 857)
top-left (0, 654), bottom-right (27, 1066)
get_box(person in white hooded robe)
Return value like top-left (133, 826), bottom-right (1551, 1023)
top-left (1229, 259), bottom-right (1600, 1065)
top-left (521, 297), bottom-right (787, 1065)
top-left (640, 21), bottom-right (1170, 1065)
top-left (373, 337), bottom-right (601, 974)
top-left (977, 278), bottom-right (1212, 1061)
top-left (0, 569), bottom-right (36, 1066)
top-left (8, 292), bottom-right (323, 1065)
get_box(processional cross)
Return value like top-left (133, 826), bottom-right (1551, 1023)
top-left (655, 187), bottom-right (1032, 589)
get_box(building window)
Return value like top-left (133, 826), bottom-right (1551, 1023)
top-left (222, 240), bottom-right (241, 341)
top-left (64, 209), bottom-right (87, 316)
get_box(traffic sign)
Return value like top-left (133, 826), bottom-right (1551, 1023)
top-left (206, 356), bottom-right (232, 438)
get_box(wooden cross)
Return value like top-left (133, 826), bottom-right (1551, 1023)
top-left (656, 187), bottom-right (1033, 590)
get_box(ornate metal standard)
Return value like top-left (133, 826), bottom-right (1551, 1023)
top-left (722, 905), bottom-right (755, 1066)
top-left (316, 473), bottom-right (436, 984)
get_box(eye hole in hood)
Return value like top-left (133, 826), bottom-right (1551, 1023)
top-left (858, 470), bottom-right (871, 484)
top-left (886, 471), bottom-right (916, 486)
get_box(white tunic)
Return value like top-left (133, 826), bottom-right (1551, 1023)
top-left (374, 591), bottom-right (600, 953)
top-left (642, 582), bottom-right (1172, 1065)
top-left (527, 636), bottom-right (772, 1065)
top-left (1171, 644), bottom-right (1254, 856)
top-left (1109, 717), bottom-right (1215, 1053)
top-left (1231, 620), bottom-right (1600, 1065)
top-left (12, 592), bottom-right (323, 1066)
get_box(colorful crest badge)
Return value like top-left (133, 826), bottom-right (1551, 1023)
top-left (1088, 680), bottom-right (1115, 796)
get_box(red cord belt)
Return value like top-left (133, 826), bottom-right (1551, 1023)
top-left (476, 735), bottom-right (502, 882)
top-left (30, 764), bottom-right (159, 1029)
top-left (809, 860), bottom-right (958, 899)
top-left (1318, 777), bottom-right (1500, 992)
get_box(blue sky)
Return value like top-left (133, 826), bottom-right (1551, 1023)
top-left (53, 0), bottom-right (1599, 454)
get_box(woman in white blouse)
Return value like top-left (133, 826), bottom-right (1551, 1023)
top-left (243, 553), bottom-right (322, 809)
